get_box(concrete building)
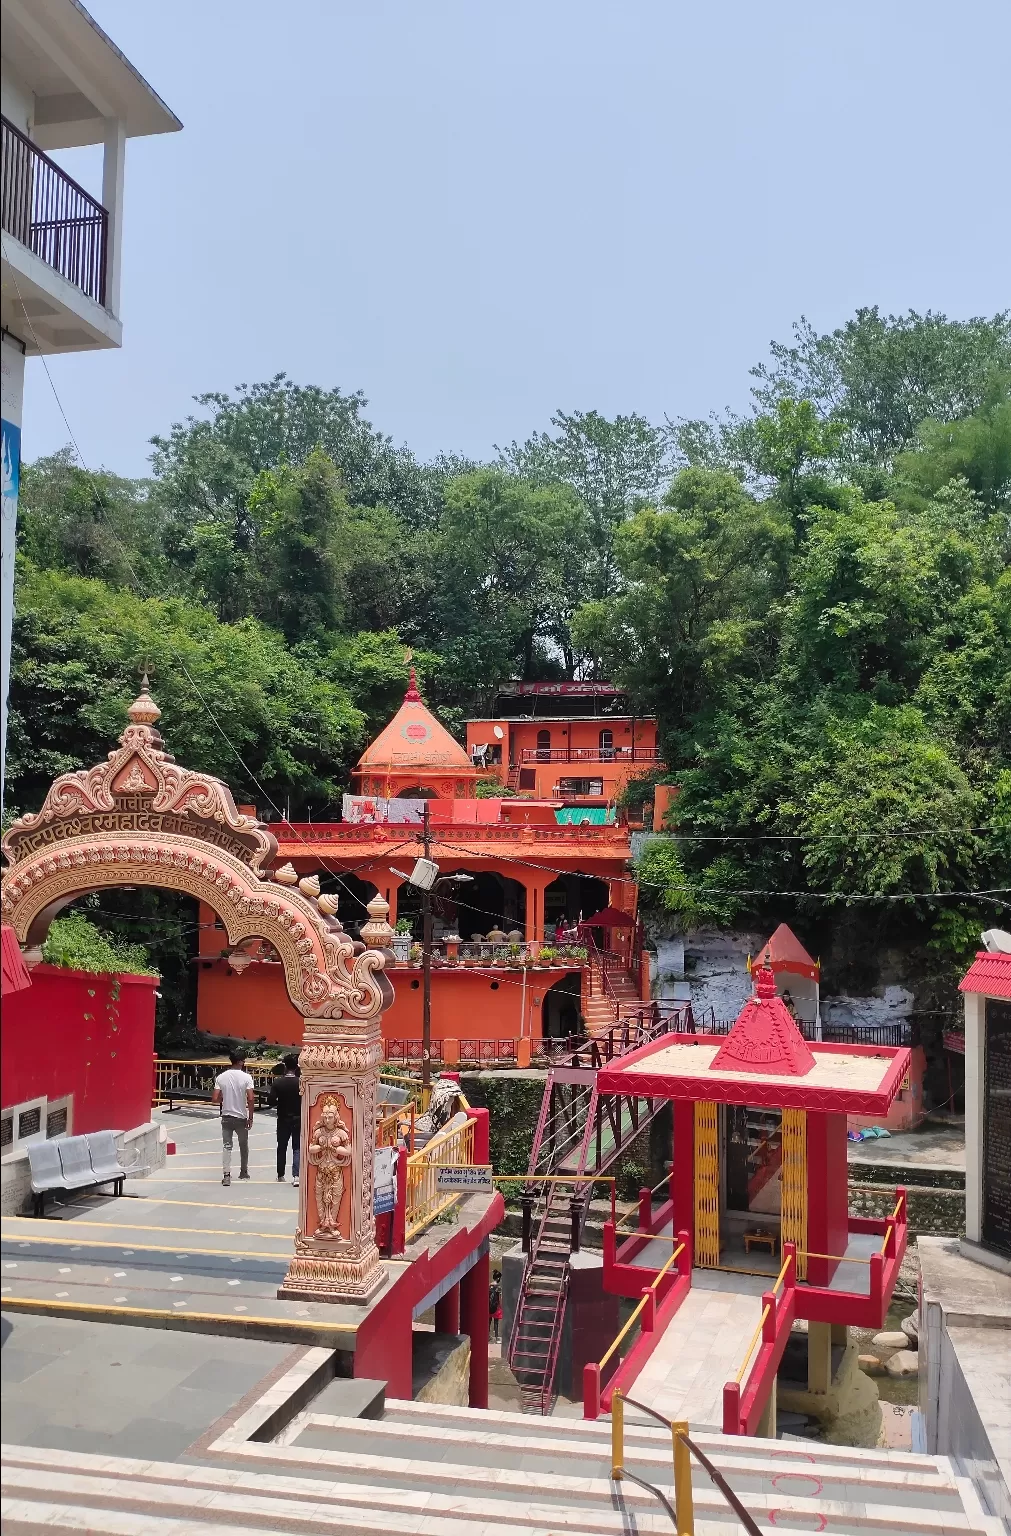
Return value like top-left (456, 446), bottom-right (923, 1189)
top-left (0, 0), bottom-right (181, 797)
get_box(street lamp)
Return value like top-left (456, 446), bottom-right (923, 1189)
top-left (389, 804), bottom-right (473, 1089)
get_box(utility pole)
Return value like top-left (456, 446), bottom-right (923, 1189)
top-left (421, 801), bottom-right (433, 1091)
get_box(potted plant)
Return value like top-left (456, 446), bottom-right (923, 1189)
top-left (410, 942), bottom-right (423, 966)
top-left (392, 919), bottom-right (413, 963)
top-left (537, 946), bottom-right (558, 967)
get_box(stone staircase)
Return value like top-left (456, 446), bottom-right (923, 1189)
top-left (3, 1397), bottom-right (1004, 1535)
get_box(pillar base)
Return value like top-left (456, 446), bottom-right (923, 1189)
top-left (278, 1245), bottom-right (388, 1305)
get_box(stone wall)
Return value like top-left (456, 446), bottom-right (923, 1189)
top-left (848, 1182), bottom-right (964, 1237)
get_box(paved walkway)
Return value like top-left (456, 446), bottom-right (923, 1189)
top-left (628, 1269), bottom-right (770, 1430)
top-left (1, 1108), bottom-right (392, 1342)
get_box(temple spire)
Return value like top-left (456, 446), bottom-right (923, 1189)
top-left (404, 666), bottom-right (422, 703)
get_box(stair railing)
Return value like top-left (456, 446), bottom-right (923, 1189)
top-left (611, 1392), bottom-right (763, 1536)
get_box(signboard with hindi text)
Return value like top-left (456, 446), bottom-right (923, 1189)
top-left (435, 1165), bottom-right (494, 1191)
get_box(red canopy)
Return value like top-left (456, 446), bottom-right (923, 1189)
top-left (579, 906), bottom-right (635, 929)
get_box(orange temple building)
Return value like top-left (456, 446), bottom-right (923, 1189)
top-left (196, 677), bottom-right (662, 1060)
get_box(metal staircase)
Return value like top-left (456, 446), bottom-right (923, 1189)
top-left (507, 1007), bottom-right (674, 1413)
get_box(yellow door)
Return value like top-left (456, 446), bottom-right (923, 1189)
top-left (693, 1100), bottom-right (720, 1267)
top-left (781, 1107), bottom-right (808, 1279)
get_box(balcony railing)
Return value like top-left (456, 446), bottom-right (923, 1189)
top-left (2, 114), bottom-right (108, 306)
top-left (520, 745), bottom-right (663, 764)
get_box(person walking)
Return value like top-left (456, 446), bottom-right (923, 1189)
top-left (269, 1052), bottom-right (301, 1185)
top-left (489, 1269), bottom-right (503, 1342)
top-left (213, 1048), bottom-right (255, 1186)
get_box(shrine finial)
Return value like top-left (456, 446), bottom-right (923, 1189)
top-left (754, 953), bottom-right (776, 1000)
top-left (126, 677), bottom-right (161, 727)
top-left (404, 667), bottom-right (422, 703)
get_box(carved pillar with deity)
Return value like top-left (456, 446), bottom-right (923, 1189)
top-left (278, 900), bottom-right (395, 1305)
top-left (277, 1011), bottom-right (387, 1303)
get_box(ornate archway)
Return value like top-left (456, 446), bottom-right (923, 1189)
top-left (1, 684), bottom-right (393, 1304)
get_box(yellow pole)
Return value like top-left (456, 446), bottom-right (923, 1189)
top-left (611, 1389), bottom-right (624, 1480)
top-left (673, 1419), bottom-right (693, 1536)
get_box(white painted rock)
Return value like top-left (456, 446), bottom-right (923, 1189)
top-left (858, 1354), bottom-right (884, 1376)
top-left (872, 1331), bottom-right (908, 1351)
top-left (901, 1313), bottom-right (919, 1345)
top-left (884, 1349), bottom-right (919, 1378)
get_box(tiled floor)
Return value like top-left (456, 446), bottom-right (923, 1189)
top-left (629, 1269), bottom-right (769, 1429)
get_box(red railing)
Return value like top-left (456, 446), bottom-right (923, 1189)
top-left (520, 746), bottom-right (663, 764)
top-left (722, 1246), bottom-right (797, 1435)
top-left (1, 114), bottom-right (108, 306)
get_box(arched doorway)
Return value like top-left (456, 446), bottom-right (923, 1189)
top-left (542, 973), bottom-right (583, 1042)
top-left (543, 873), bottom-right (608, 938)
top-left (0, 683), bottom-right (392, 1306)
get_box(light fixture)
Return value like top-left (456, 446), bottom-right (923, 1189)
top-left (227, 949), bottom-right (253, 974)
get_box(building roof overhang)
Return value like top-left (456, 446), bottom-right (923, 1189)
top-left (597, 1031), bottom-right (911, 1115)
top-left (959, 951), bottom-right (1011, 1000)
top-left (2, 0), bottom-right (182, 147)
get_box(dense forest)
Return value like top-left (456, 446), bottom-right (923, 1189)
top-left (7, 306), bottom-right (1010, 1041)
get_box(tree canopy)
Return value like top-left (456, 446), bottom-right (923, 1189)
top-left (10, 305), bottom-right (1010, 1012)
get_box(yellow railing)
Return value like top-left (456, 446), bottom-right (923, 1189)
top-left (376, 1108), bottom-right (402, 1148)
top-left (598, 1243), bottom-right (684, 1374)
top-left (612, 1397), bottom-right (762, 1536)
top-left (153, 1056), bottom-right (277, 1105)
top-left (735, 1305), bottom-right (772, 1384)
top-left (404, 1116), bottom-right (476, 1240)
top-left (379, 1072), bottom-right (431, 1114)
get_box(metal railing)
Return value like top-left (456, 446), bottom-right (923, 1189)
top-left (404, 1115), bottom-right (475, 1239)
top-left (610, 1396), bottom-right (763, 1536)
top-left (152, 1056), bottom-right (278, 1106)
top-left (520, 745), bottom-right (663, 764)
top-left (2, 114), bottom-right (108, 305)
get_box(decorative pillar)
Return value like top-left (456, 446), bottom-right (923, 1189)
top-left (693, 1100), bottom-right (720, 1267)
top-left (277, 1009), bottom-right (387, 1304)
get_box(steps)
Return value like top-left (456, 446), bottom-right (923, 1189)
top-left (4, 1402), bottom-right (1004, 1536)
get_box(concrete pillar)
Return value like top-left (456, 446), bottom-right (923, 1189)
top-left (460, 1249), bottom-right (490, 1408)
top-left (808, 1320), bottom-right (833, 1394)
top-left (101, 117), bottom-right (126, 315)
top-left (831, 1322), bottom-right (848, 1348)
top-left (435, 1281), bottom-right (460, 1335)
top-left (756, 1380), bottom-right (777, 1438)
top-left (964, 990), bottom-right (984, 1243)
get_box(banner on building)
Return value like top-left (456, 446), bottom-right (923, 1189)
top-left (342, 794), bottom-right (426, 825)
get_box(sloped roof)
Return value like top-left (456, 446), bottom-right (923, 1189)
top-left (356, 672), bottom-right (476, 777)
top-left (960, 952), bottom-right (1011, 1000)
top-left (758, 923), bottom-right (820, 981)
top-left (711, 963), bottom-right (816, 1077)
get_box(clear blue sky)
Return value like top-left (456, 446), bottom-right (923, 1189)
top-left (25, 0), bottom-right (1011, 478)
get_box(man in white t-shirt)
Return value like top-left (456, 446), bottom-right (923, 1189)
top-left (212, 1049), bottom-right (255, 1186)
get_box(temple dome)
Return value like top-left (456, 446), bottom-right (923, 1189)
top-left (354, 671), bottom-right (477, 785)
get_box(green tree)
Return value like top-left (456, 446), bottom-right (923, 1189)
top-left (498, 409), bottom-right (674, 596)
top-left (6, 565), bottom-right (364, 819)
top-left (17, 450), bottom-right (166, 589)
top-left (896, 382), bottom-right (1011, 512)
top-left (428, 469), bottom-right (592, 695)
top-left (573, 468), bottom-right (791, 725)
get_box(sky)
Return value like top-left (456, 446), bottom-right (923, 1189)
top-left (23, 0), bottom-right (1011, 479)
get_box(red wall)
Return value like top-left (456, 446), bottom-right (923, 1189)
top-left (806, 1112), bottom-right (849, 1287)
top-left (197, 959), bottom-right (573, 1047)
top-left (2, 965), bottom-right (156, 1135)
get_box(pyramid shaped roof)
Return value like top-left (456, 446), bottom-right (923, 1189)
top-left (760, 923), bottom-right (820, 981)
top-left (356, 671), bottom-right (476, 777)
top-left (710, 962), bottom-right (816, 1077)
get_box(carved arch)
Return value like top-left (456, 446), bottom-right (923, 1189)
top-left (0, 684), bottom-right (392, 1023)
